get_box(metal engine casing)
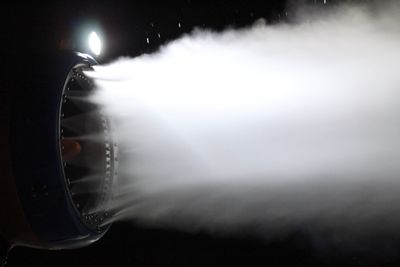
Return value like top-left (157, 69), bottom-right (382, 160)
top-left (0, 52), bottom-right (116, 250)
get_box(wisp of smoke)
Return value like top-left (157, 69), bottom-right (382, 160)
top-left (87, 2), bottom-right (400, 246)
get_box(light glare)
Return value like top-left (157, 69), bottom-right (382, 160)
top-left (88, 31), bottom-right (101, 56)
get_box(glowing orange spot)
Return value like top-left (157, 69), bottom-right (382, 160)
top-left (61, 139), bottom-right (82, 161)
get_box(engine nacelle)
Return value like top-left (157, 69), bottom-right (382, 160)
top-left (0, 52), bottom-right (117, 262)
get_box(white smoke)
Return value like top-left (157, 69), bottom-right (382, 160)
top-left (87, 2), bottom-right (400, 243)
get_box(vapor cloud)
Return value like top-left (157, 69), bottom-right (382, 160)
top-left (87, 1), bottom-right (400, 247)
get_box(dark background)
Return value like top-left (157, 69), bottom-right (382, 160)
top-left (3, 0), bottom-right (400, 266)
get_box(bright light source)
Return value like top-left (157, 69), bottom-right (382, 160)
top-left (88, 31), bottom-right (102, 56)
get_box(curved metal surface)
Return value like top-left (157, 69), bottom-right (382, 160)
top-left (9, 52), bottom-right (115, 249)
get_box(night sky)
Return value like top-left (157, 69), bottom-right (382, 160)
top-left (3, 0), bottom-right (400, 266)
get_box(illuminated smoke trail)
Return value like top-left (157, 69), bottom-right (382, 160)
top-left (88, 2), bottom-right (400, 243)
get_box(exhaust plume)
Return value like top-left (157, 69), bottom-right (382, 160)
top-left (88, 1), bottom-right (400, 247)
